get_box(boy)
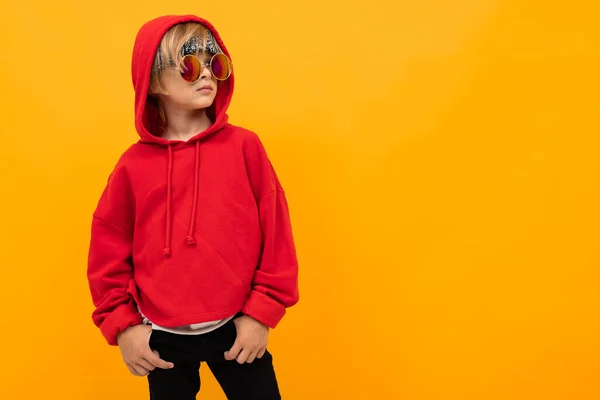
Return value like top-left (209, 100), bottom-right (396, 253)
top-left (87, 15), bottom-right (299, 400)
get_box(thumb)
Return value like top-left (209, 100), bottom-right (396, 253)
top-left (147, 349), bottom-right (174, 369)
top-left (224, 338), bottom-right (243, 361)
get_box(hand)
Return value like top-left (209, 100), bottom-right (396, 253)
top-left (116, 324), bottom-right (174, 376)
top-left (224, 315), bottom-right (269, 364)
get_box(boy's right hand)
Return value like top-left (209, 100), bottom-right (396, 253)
top-left (116, 324), bottom-right (174, 376)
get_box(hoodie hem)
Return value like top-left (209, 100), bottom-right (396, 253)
top-left (138, 305), bottom-right (245, 328)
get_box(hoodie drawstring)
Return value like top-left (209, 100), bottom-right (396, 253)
top-left (163, 144), bottom-right (174, 258)
top-left (186, 141), bottom-right (200, 246)
top-left (163, 142), bottom-right (201, 258)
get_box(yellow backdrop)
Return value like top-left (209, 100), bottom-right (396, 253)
top-left (1, 0), bottom-right (599, 399)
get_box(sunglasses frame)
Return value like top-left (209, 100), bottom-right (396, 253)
top-left (179, 53), bottom-right (232, 83)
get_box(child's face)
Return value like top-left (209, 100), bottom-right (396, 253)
top-left (157, 50), bottom-right (218, 111)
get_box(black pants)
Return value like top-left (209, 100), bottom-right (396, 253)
top-left (147, 318), bottom-right (281, 400)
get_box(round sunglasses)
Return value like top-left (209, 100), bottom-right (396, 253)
top-left (179, 53), bottom-right (232, 83)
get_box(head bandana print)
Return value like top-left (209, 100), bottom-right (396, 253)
top-left (180, 29), bottom-right (220, 57)
top-left (205, 30), bottom-right (219, 54)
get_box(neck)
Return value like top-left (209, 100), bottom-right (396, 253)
top-left (161, 104), bottom-right (212, 142)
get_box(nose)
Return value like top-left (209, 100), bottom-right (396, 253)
top-left (199, 63), bottom-right (212, 80)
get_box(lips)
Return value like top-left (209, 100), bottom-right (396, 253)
top-left (197, 85), bottom-right (212, 91)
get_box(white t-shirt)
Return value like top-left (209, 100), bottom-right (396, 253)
top-left (140, 310), bottom-right (236, 335)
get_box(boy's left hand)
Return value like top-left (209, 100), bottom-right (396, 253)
top-left (224, 315), bottom-right (269, 364)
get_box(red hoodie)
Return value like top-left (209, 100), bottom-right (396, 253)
top-left (87, 15), bottom-right (299, 346)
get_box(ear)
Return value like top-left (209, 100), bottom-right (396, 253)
top-left (148, 75), bottom-right (169, 96)
top-left (148, 82), bottom-right (159, 96)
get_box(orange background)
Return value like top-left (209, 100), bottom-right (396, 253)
top-left (1, 0), bottom-right (600, 399)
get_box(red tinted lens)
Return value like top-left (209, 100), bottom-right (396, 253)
top-left (210, 53), bottom-right (232, 80)
top-left (180, 55), bottom-right (201, 82)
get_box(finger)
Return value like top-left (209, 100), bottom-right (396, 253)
top-left (257, 348), bottom-right (266, 359)
top-left (236, 348), bottom-right (251, 364)
top-left (138, 358), bottom-right (156, 372)
top-left (126, 363), bottom-right (141, 376)
top-left (145, 349), bottom-right (174, 369)
top-left (246, 349), bottom-right (259, 364)
top-left (224, 339), bottom-right (243, 361)
top-left (132, 363), bottom-right (150, 376)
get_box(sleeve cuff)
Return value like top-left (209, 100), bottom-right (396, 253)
top-left (99, 304), bottom-right (143, 346)
top-left (242, 290), bottom-right (286, 329)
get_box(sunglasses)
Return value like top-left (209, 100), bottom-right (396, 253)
top-left (179, 53), bottom-right (232, 83)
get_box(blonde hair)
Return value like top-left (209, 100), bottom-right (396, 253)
top-left (149, 22), bottom-right (222, 95)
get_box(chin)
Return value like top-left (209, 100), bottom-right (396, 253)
top-left (187, 99), bottom-right (215, 110)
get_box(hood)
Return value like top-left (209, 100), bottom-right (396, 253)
top-left (131, 15), bottom-right (234, 144)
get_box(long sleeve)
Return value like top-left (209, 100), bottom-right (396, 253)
top-left (242, 187), bottom-right (300, 328)
top-left (87, 165), bottom-right (142, 346)
top-left (241, 133), bottom-right (300, 328)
